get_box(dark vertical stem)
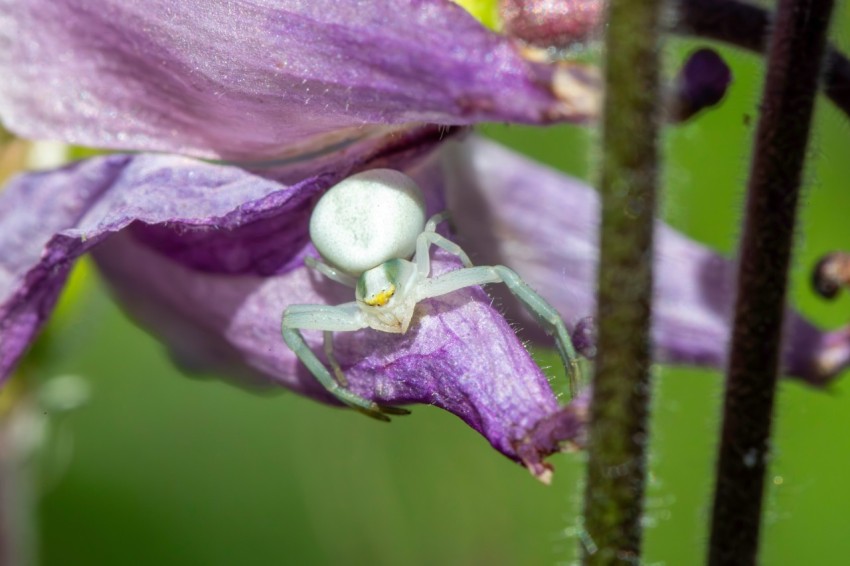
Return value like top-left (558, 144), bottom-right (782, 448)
top-left (580, 0), bottom-right (662, 562)
top-left (707, 0), bottom-right (835, 563)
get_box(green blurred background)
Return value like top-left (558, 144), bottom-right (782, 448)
top-left (21, 9), bottom-right (850, 566)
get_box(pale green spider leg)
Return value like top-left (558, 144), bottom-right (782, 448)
top-left (323, 331), bottom-right (348, 387)
top-left (304, 256), bottom-right (358, 287)
top-left (416, 212), bottom-right (473, 272)
top-left (304, 257), bottom-right (357, 386)
top-left (415, 214), bottom-right (581, 396)
top-left (416, 265), bottom-right (583, 399)
top-left (281, 303), bottom-right (411, 421)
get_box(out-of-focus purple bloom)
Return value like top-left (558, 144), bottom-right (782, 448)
top-left (500, 0), bottom-right (605, 48)
top-left (0, 0), bottom-right (846, 479)
top-left (445, 137), bottom-right (850, 385)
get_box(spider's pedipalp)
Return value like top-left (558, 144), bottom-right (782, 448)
top-left (413, 214), bottom-right (473, 278)
top-left (305, 256), bottom-right (358, 288)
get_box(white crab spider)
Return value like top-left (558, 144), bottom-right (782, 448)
top-left (281, 169), bottom-right (582, 421)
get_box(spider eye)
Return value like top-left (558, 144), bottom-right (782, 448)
top-left (357, 260), bottom-right (407, 307)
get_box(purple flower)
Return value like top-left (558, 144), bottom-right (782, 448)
top-left (0, 0), bottom-right (846, 480)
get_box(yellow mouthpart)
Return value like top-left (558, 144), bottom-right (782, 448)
top-left (364, 284), bottom-right (396, 307)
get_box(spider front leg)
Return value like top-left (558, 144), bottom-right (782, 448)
top-left (282, 302), bottom-right (410, 421)
top-left (414, 212), bottom-right (473, 277)
top-left (418, 266), bottom-right (583, 399)
top-left (323, 331), bottom-right (348, 387)
top-left (304, 256), bottom-right (358, 287)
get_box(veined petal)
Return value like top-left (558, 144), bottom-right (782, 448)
top-left (0, 0), bottom-right (598, 161)
top-left (0, 153), bottom-right (313, 374)
top-left (444, 137), bottom-right (850, 386)
top-left (0, 147), bottom-right (584, 478)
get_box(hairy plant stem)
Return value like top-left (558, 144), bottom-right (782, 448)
top-left (707, 0), bottom-right (835, 562)
top-left (675, 0), bottom-right (850, 117)
top-left (580, 0), bottom-right (662, 561)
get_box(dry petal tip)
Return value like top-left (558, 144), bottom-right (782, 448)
top-left (511, 392), bottom-right (590, 483)
top-left (550, 63), bottom-right (602, 120)
top-left (572, 316), bottom-right (597, 359)
top-left (528, 463), bottom-right (554, 485)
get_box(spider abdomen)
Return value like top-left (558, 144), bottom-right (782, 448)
top-left (310, 169), bottom-right (427, 276)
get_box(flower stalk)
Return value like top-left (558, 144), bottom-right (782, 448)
top-left (580, 0), bottom-right (663, 561)
top-left (707, 0), bottom-right (835, 562)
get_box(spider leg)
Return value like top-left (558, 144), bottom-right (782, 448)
top-left (414, 213), bottom-right (473, 277)
top-left (282, 303), bottom-right (410, 421)
top-left (418, 266), bottom-right (583, 399)
top-left (424, 211), bottom-right (451, 233)
top-left (305, 256), bottom-right (358, 287)
top-left (323, 330), bottom-right (348, 387)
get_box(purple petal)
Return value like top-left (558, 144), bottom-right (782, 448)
top-left (0, 0), bottom-right (599, 160)
top-left (444, 137), bottom-right (850, 386)
top-left (0, 144), bottom-right (584, 478)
